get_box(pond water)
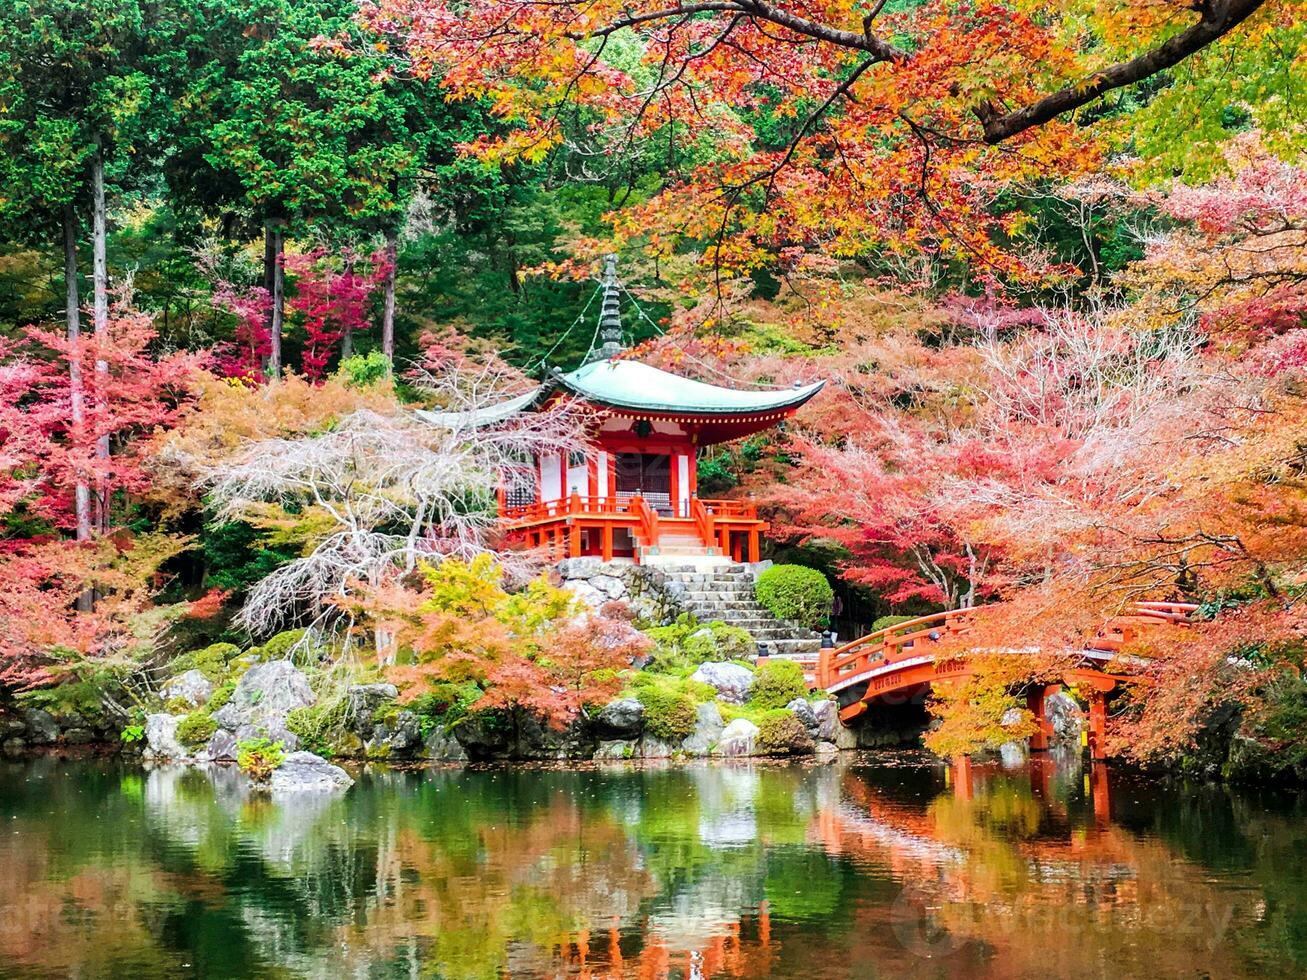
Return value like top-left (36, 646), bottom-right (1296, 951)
top-left (0, 753), bottom-right (1304, 979)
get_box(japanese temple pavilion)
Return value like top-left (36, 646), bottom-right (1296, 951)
top-left (456, 257), bottom-right (823, 563)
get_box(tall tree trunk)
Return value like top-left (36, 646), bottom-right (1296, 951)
top-left (64, 206), bottom-right (94, 612)
top-left (381, 227), bottom-right (397, 362)
top-left (339, 255), bottom-right (355, 360)
top-left (92, 141), bottom-right (110, 532)
top-left (265, 218), bottom-right (285, 380)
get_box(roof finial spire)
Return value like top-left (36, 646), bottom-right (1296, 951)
top-left (593, 253), bottom-right (624, 362)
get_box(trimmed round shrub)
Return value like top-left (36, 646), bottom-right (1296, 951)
top-left (871, 614), bottom-right (917, 634)
top-left (756, 711), bottom-right (814, 755)
top-left (754, 565), bottom-right (834, 629)
top-left (176, 710), bottom-right (217, 749)
top-left (636, 685), bottom-right (698, 741)
top-left (749, 659), bottom-right (809, 709)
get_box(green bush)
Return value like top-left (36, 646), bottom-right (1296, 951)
top-left (237, 738), bottom-right (285, 782)
top-left (169, 642), bottom-right (240, 680)
top-left (749, 659), bottom-right (809, 709)
top-left (634, 678), bottom-right (699, 741)
top-left (176, 711), bottom-right (217, 748)
top-left (259, 629), bottom-right (308, 660)
top-left (871, 614), bottom-right (917, 634)
top-left (756, 710), bottom-right (814, 755)
top-left (646, 616), bottom-right (758, 672)
top-left (205, 681), bottom-right (236, 713)
top-left (754, 565), bottom-right (834, 629)
top-left (336, 351), bottom-right (392, 388)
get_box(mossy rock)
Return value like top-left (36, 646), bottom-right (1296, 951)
top-left (749, 659), bottom-right (809, 710)
top-left (756, 711), bottom-right (814, 755)
top-left (257, 629), bottom-right (309, 660)
top-left (170, 642), bottom-right (241, 681)
top-left (205, 681), bottom-right (236, 713)
top-left (176, 711), bottom-right (218, 749)
top-left (635, 683), bottom-right (698, 741)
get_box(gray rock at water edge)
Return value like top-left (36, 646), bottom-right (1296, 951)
top-left (143, 713), bottom-right (192, 761)
top-left (638, 735), bottom-right (678, 758)
top-left (786, 698), bottom-right (817, 731)
top-left (681, 702), bottom-right (725, 756)
top-left (810, 699), bottom-right (839, 742)
top-left (268, 751), bottom-right (353, 793)
top-left (589, 574), bottom-right (627, 599)
top-left (203, 728), bottom-right (240, 762)
top-left (424, 728), bottom-right (467, 762)
top-left (594, 698), bottom-right (645, 739)
top-left (62, 727), bottom-right (96, 745)
top-left (999, 741), bottom-right (1028, 768)
top-left (690, 662), bottom-right (754, 705)
top-left (814, 740), bottom-right (840, 760)
top-left (2, 738), bottom-right (27, 754)
top-left (161, 669), bottom-right (214, 708)
top-left (369, 710), bottom-right (422, 757)
top-left (594, 739), bottom-right (637, 760)
top-left (714, 718), bottom-right (760, 757)
top-left (212, 660), bottom-right (314, 748)
top-left (347, 683), bottom-right (399, 739)
top-left (23, 708), bottom-right (59, 746)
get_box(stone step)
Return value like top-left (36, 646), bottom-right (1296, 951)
top-left (755, 639), bottom-right (823, 655)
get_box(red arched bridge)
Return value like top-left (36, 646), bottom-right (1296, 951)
top-left (783, 601), bottom-right (1199, 759)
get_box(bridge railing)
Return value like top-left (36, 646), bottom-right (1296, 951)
top-left (815, 601), bottom-right (1202, 691)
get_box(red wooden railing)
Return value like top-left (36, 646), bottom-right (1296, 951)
top-left (632, 495), bottom-right (660, 549)
top-left (812, 601), bottom-right (1201, 691)
top-left (690, 497), bottom-right (715, 546)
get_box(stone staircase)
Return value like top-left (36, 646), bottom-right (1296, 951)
top-left (656, 562), bottom-right (823, 659)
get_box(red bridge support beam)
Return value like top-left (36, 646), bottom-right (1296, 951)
top-left (1026, 684), bottom-right (1057, 752)
top-left (1087, 690), bottom-right (1108, 761)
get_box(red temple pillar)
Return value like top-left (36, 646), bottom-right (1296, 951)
top-left (1027, 685), bottom-right (1054, 752)
top-left (1087, 689), bottom-right (1108, 761)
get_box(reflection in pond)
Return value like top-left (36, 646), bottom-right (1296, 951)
top-left (0, 753), bottom-right (1304, 978)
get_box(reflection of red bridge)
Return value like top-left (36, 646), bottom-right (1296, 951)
top-left (793, 602), bottom-right (1198, 758)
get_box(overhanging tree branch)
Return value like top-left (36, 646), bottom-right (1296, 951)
top-left (974, 0), bottom-right (1269, 142)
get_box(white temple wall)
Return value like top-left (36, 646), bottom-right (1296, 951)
top-left (676, 453), bottom-right (691, 513)
top-left (540, 453), bottom-right (563, 502)
top-left (596, 451), bottom-right (611, 497)
top-left (565, 456), bottom-right (588, 496)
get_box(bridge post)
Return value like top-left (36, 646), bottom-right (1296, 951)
top-left (1026, 685), bottom-right (1055, 752)
top-left (1087, 690), bottom-right (1108, 761)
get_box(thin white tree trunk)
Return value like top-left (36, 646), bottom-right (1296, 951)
top-left (64, 205), bottom-right (94, 614)
top-left (92, 142), bottom-right (110, 532)
top-left (381, 228), bottom-right (397, 362)
top-left (267, 219), bottom-right (285, 381)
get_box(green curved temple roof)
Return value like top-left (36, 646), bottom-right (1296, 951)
top-left (560, 360), bottom-right (825, 415)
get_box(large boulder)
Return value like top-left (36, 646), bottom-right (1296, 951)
top-left (22, 708), bottom-right (59, 746)
top-left (594, 698), bottom-right (645, 739)
top-left (143, 713), bottom-right (191, 761)
top-left (268, 751), bottom-right (353, 793)
top-left (810, 699), bottom-right (839, 742)
top-left (368, 710), bottom-right (422, 758)
top-left (212, 660), bottom-right (314, 750)
top-left (161, 670), bottom-right (214, 708)
top-left (347, 683), bottom-right (399, 739)
top-left (681, 702), bottom-right (725, 756)
top-left (690, 662), bottom-right (754, 705)
top-left (594, 739), bottom-right (636, 760)
top-left (424, 728), bottom-right (467, 762)
top-left (202, 728), bottom-right (240, 762)
top-left (1046, 691), bottom-right (1086, 742)
top-left (714, 718), bottom-right (760, 757)
top-left (786, 698), bottom-right (817, 730)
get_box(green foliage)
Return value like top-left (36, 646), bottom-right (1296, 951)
top-left (749, 659), bottom-right (809, 710)
top-left (170, 642), bottom-right (240, 680)
top-left (285, 697), bottom-right (348, 754)
top-left (756, 710), bottom-right (814, 755)
top-left (632, 674), bottom-right (699, 741)
top-left (176, 711), bottom-right (217, 749)
top-left (20, 679), bottom-right (112, 725)
top-left (754, 565), bottom-right (834, 629)
top-left (696, 456), bottom-right (738, 494)
top-left (644, 615), bottom-right (756, 672)
top-left (258, 629), bottom-right (309, 661)
top-left (119, 724), bottom-right (145, 744)
top-left (871, 614), bottom-right (917, 634)
top-left (201, 521), bottom-right (299, 594)
top-left (205, 681), bottom-right (236, 712)
top-left (410, 682), bottom-right (483, 735)
top-left (336, 351), bottom-right (392, 388)
top-left (236, 738), bottom-right (285, 783)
